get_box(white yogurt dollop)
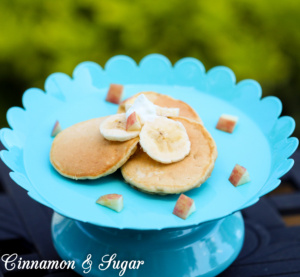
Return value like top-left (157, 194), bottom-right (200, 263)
top-left (126, 94), bottom-right (157, 124)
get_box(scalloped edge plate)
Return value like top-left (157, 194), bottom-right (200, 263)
top-left (0, 54), bottom-right (298, 230)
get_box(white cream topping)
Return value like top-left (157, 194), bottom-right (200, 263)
top-left (126, 94), bottom-right (158, 124)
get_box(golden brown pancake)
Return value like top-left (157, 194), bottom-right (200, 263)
top-left (121, 117), bottom-right (217, 194)
top-left (118, 91), bottom-right (202, 123)
top-left (50, 117), bottom-right (139, 179)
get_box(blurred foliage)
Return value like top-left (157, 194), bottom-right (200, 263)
top-left (0, 0), bottom-right (299, 137)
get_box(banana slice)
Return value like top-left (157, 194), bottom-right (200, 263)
top-left (156, 106), bottom-right (180, 117)
top-left (139, 116), bottom-right (191, 163)
top-left (125, 100), bottom-right (180, 118)
top-left (100, 114), bottom-right (140, 141)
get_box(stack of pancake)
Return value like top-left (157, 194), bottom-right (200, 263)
top-left (50, 92), bottom-right (217, 194)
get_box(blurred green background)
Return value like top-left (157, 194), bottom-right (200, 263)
top-left (0, 0), bottom-right (299, 138)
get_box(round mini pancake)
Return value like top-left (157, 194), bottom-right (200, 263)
top-left (121, 117), bottom-right (217, 194)
top-left (118, 91), bottom-right (202, 123)
top-left (50, 117), bottom-right (139, 180)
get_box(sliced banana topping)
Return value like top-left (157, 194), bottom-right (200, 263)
top-left (125, 94), bottom-right (180, 119)
top-left (156, 106), bottom-right (180, 117)
top-left (139, 116), bottom-right (191, 164)
top-left (100, 114), bottom-right (140, 141)
top-left (102, 94), bottom-right (191, 164)
top-left (126, 103), bottom-right (180, 117)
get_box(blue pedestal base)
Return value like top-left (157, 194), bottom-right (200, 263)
top-left (51, 212), bottom-right (244, 277)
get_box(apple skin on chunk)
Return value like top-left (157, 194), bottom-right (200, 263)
top-left (126, 112), bottom-right (142, 131)
top-left (96, 194), bottom-right (124, 212)
top-left (51, 120), bottom-right (62, 137)
top-left (173, 194), bottom-right (196, 220)
top-left (216, 114), bottom-right (238, 133)
top-left (229, 164), bottom-right (251, 187)
top-left (105, 84), bottom-right (124, 104)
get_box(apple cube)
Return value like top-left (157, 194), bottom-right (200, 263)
top-left (105, 84), bottom-right (124, 104)
top-left (229, 164), bottom-right (251, 187)
top-left (51, 120), bottom-right (62, 137)
top-left (126, 112), bottom-right (142, 131)
top-left (173, 194), bottom-right (196, 220)
top-left (216, 114), bottom-right (238, 133)
top-left (96, 194), bottom-right (123, 212)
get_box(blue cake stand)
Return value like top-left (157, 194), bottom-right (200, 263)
top-left (52, 212), bottom-right (244, 277)
top-left (0, 55), bottom-right (298, 276)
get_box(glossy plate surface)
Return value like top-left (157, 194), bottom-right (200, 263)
top-left (0, 54), bottom-right (298, 230)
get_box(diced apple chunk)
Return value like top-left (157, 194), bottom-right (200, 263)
top-left (216, 114), bottom-right (238, 133)
top-left (51, 120), bottom-right (62, 137)
top-left (126, 112), bottom-right (142, 131)
top-left (96, 194), bottom-right (123, 212)
top-left (229, 164), bottom-right (251, 187)
top-left (173, 194), bottom-right (196, 220)
top-left (105, 84), bottom-right (124, 104)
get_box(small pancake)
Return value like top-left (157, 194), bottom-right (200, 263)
top-left (121, 117), bottom-right (217, 194)
top-left (118, 91), bottom-right (202, 123)
top-left (50, 117), bottom-right (139, 179)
